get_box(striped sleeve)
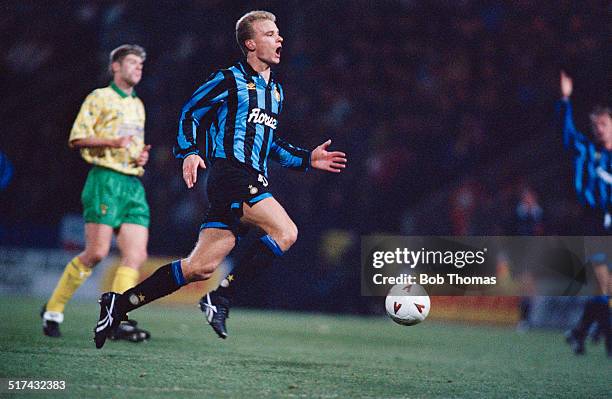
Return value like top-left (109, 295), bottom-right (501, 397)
top-left (269, 134), bottom-right (311, 171)
top-left (278, 82), bottom-right (284, 113)
top-left (558, 99), bottom-right (586, 148)
top-left (174, 71), bottom-right (228, 159)
top-left (558, 99), bottom-right (603, 207)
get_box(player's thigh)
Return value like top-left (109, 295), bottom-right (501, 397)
top-left (83, 223), bottom-right (114, 261)
top-left (116, 223), bottom-right (148, 265)
top-left (81, 167), bottom-right (124, 228)
top-left (240, 197), bottom-right (296, 238)
top-left (182, 228), bottom-right (236, 280)
top-left (121, 178), bottom-right (150, 229)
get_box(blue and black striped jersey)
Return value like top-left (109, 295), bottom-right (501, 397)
top-left (559, 99), bottom-right (612, 212)
top-left (175, 60), bottom-right (310, 177)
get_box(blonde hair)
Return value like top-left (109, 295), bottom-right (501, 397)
top-left (235, 10), bottom-right (276, 56)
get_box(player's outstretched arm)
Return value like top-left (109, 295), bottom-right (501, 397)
top-left (560, 70), bottom-right (573, 100)
top-left (182, 153), bottom-right (206, 189)
top-left (557, 71), bottom-right (582, 146)
top-left (310, 139), bottom-right (347, 173)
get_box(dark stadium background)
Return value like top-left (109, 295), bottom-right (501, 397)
top-left (0, 1), bottom-right (609, 313)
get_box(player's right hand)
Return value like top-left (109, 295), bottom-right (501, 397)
top-left (182, 154), bottom-right (206, 189)
top-left (560, 70), bottom-right (573, 99)
top-left (113, 135), bottom-right (134, 148)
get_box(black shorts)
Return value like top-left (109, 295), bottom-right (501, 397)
top-left (201, 158), bottom-right (272, 233)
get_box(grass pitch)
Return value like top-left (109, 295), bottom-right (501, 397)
top-left (0, 297), bottom-right (609, 398)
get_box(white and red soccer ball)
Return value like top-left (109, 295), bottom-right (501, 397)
top-left (385, 284), bottom-right (430, 326)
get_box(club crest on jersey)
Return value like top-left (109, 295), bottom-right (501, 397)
top-left (274, 87), bottom-right (281, 101)
top-left (247, 82), bottom-right (256, 90)
top-left (247, 108), bottom-right (278, 129)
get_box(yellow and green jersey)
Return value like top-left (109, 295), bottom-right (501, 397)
top-left (69, 82), bottom-right (146, 176)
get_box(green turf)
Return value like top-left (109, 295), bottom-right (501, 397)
top-left (0, 297), bottom-right (609, 398)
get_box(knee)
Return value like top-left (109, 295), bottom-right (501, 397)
top-left (276, 223), bottom-right (298, 251)
top-left (85, 247), bottom-right (110, 266)
top-left (123, 250), bottom-right (148, 269)
top-left (139, 250), bottom-right (148, 265)
top-left (185, 259), bottom-right (217, 282)
top-left (183, 234), bottom-right (235, 281)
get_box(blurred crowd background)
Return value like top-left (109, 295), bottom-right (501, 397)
top-left (0, 1), bottom-right (609, 313)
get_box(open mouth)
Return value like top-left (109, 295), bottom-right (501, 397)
top-left (275, 46), bottom-right (282, 56)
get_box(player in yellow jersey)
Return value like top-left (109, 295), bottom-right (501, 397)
top-left (41, 44), bottom-right (152, 342)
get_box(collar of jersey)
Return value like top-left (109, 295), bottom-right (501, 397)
top-left (109, 82), bottom-right (137, 98)
top-left (237, 60), bottom-right (276, 84)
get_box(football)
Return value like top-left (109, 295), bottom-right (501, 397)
top-left (385, 283), bottom-right (431, 326)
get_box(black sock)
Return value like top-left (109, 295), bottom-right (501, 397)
top-left (573, 300), bottom-right (598, 340)
top-left (117, 261), bottom-right (186, 314)
top-left (216, 234), bottom-right (283, 301)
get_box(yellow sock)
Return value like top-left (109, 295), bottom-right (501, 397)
top-left (47, 257), bottom-right (93, 313)
top-left (111, 266), bottom-right (140, 294)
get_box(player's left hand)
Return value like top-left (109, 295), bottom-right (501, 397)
top-left (310, 139), bottom-right (347, 173)
top-left (136, 144), bottom-right (152, 166)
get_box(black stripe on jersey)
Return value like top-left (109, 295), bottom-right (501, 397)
top-left (274, 136), bottom-right (310, 167)
top-left (179, 116), bottom-right (196, 152)
top-left (222, 69), bottom-right (238, 162)
top-left (243, 77), bottom-right (258, 164)
top-left (275, 136), bottom-right (306, 157)
top-left (188, 76), bottom-right (228, 114)
top-left (193, 72), bottom-right (220, 97)
top-left (208, 117), bottom-right (220, 162)
top-left (199, 106), bottom-right (219, 166)
top-left (180, 76), bottom-right (228, 149)
top-left (258, 86), bottom-right (273, 171)
top-left (277, 83), bottom-right (283, 113)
